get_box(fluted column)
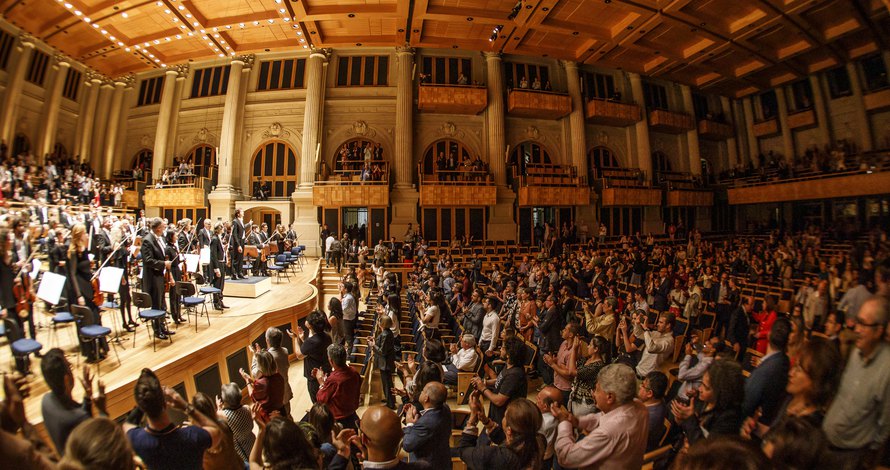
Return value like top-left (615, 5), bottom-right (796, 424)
top-left (299, 49), bottom-right (329, 187)
top-left (562, 61), bottom-right (588, 178)
top-left (394, 46), bottom-right (415, 188)
top-left (680, 85), bottom-right (702, 175)
top-left (165, 73), bottom-right (186, 162)
top-left (151, 69), bottom-right (180, 181)
top-left (113, 77), bottom-right (135, 172)
top-left (77, 75), bottom-right (102, 162)
top-left (102, 79), bottom-right (127, 178)
top-left (774, 87), bottom-right (795, 162)
top-left (0, 35), bottom-right (35, 146)
top-left (845, 62), bottom-right (872, 151)
top-left (721, 96), bottom-right (739, 169)
top-left (90, 82), bottom-right (113, 171)
top-left (35, 55), bottom-right (70, 161)
top-left (742, 97), bottom-right (759, 167)
top-left (72, 78), bottom-right (93, 161)
top-left (808, 75), bottom-right (831, 149)
top-left (628, 73), bottom-right (652, 181)
top-left (215, 57), bottom-right (248, 190)
top-left (484, 52), bottom-right (507, 186)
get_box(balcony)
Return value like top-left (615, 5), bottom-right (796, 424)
top-left (666, 190), bottom-right (713, 206)
top-left (752, 118), bottom-right (780, 138)
top-left (144, 187), bottom-right (206, 208)
top-left (787, 109), bottom-right (816, 130)
top-left (313, 163), bottom-right (390, 207)
top-left (698, 119), bottom-right (735, 140)
top-left (417, 84), bottom-right (488, 115)
top-left (863, 88), bottom-right (890, 112)
top-left (507, 89), bottom-right (571, 119)
top-left (727, 161), bottom-right (890, 204)
top-left (600, 187), bottom-right (662, 206)
top-left (514, 164), bottom-right (590, 206)
top-left (417, 165), bottom-right (496, 206)
top-left (585, 99), bottom-right (642, 126)
top-left (648, 109), bottom-right (696, 134)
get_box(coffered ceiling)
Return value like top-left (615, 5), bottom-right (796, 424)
top-left (2, 0), bottom-right (888, 97)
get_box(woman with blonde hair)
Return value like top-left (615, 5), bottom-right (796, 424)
top-left (67, 223), bottom-right (107, 362)
top-left (59, 418), bottom-right (135, 470)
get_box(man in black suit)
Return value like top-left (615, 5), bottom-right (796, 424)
top-left (403, 382), bottom-right (453, 469)
top-left (141, 217), bottom-right (173, 339)
top-left (329, 406), bottom-right (432, 470)
top-left (652, 267), bottom-right (671, 312)
top-left (727, 296), bottom-right (752, 355)
top-left (92, 217), bottom-right (114, 267)
top-left (230, 209), bottom-right (245, 279)
top-left (537, 295), bottom-right (564, 386)
top-left (198, 219), bottom-right (213, 280)
top-left (209, 223), bottom-right (227, 310)
top-left (742, 316), bottom-right (791, 426)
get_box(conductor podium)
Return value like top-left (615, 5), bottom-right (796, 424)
top-left (226, 276), bottom-right (272, 298)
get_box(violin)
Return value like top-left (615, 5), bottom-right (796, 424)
top-left (13, 272), bottom-right (35, 320)
top-left (92, 277), bottom-right (104, 306)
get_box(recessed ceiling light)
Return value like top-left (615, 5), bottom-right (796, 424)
top-left (125, 47), bottom-right (130, 51)
top-left (226, 25), bottom-right (231, 29)
top-left (283, 17), bottom-right (290, 22)
top-left (63, 2), bottom-right (71, 8)
top-left (218, 53), bottom-right (224, 57)
top-left (93, 23), bottom-right (99, 28)
top-left (84, 17), bottom-right (91, 23)
top-left (239, 23), bottom-right (244, 28)
top-left (186, 13), bottom-right (192, 18)
top-left (193, 21), bottom-right (199, 26)
top-left (466, 17), bottom-right (473, 21)
top-left (297, 31), bottom-right (302, 35)
top-left (156, 1), bottom-right (162, 6)
top-left (178, 5), bottom-right (184, 10)
top-left (74, 10), bottom-right (82, 15)
top-left (348, 13), bottom-right (355, 18)
top-left (303, 45), bottom-right (308, 49)
top-left (254, 21), bottom-right (260, 25)
top-left (101, 29), bottom-right (108, 34)
top-left (268, 19), bottom-right (274, 23)
top-left (279, 8), bottom-right (286, 13)
top-left (164, 9), bottom-right (170, 14)
top-left (117, 41), bottom-right (123, 46)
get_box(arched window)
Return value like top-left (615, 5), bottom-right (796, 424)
top-left (332, 138), bottom-right (383, 171)
top-left (509, 141), bottom-right (552, 185)
top-left (52, 143), bottom-right (67, 159)
top-left (653, 151), bottom-right (672, 180)
top-left (131, 149), bottom-right (152, 181)
top-left (587, 146), bottom-right (620, 181)
top-left (12, 133), bottom-right (29, 158)
top-left (184, 145), bottom-right (216, 179)
top-left (422, 138), bottom-right (473, 175)
top-left (251, 140), bottom-right (298, 198)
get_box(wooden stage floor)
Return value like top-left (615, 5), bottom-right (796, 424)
top-left (3, 259), bottom-right (320, 427)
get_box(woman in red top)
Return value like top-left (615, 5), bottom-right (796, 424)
top-left (240, 350), bottom-right (286, 419)
top-left (752, 297), bottom-right (779, 354)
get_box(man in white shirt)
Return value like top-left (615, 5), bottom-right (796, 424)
top-left (536, 385), bottom-right (562, 467)
top-left (444, 334), bottom-right (479, 385)
top-left (676, 335), bottom-right (721, 398)
top-left (479, 297), bottom-right (501, 358)
top-left (631, 312), bottom-right (675, 378)
top-left (325, 232), bottom-right (336, 266)
top-left (340, 281), bottom-right (357, 351)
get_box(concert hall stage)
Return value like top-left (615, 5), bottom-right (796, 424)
top-left (226, 276), bottom-right (272, 298)
top-left (7, 259), bottom-right (320, 430)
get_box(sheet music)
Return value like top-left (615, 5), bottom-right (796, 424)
top-left (185, 254), bottom-right (200, 273)
top-left (98, 267), bottom-right (124, 293)
top-left (37, 271), bottom-right (66, 305)
top-left (29, 258), bottom-right (40, 280)
top-left (200, 247), bottom-right (210, 264)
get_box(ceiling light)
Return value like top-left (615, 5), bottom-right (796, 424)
top-left (74, 10), bottom-right (82, 16)
top-left (180, 25), bottom-right (186, 29)
top-left (134, 45), bottom-right (140, 49)
top-left (225, 45), bottom-right (230, 49)
top-left (172, 18), bottom-right (178, 22)
top-left (154, 58), bottom-right (160, 62)
top-left (185, 13), bottom-right (192, 18)
top-left (101, 29), bottom-right (108, 34)
top-left (239, 23), bottom-right (244, 28)
top-left (229, 52), bottom-right (235, 56)
top-left (226, 25), bottom-right (231, 29)
top-left (109, 35), bottom-right (116, 40)
top-left (299, 38), bottom-right (305, 43)
top-left (279, 8), bottom-right (286, 13)
top-left (165, 37), bottom-right (171, 41)
top-left (302, 45), bottom-right (308, 49)
top-left (144, 42), bottom-right (150, 46)
top-left (200, 29), bottom-right (206, 33)
top-left (212, 27), bottom-right (217, 31)
top-left (187, 32), bottom-right (193, 36)
top-left (161, 64), bottom-right (166, 67)
top-left (283, 17), bottom-right (290, 22)
top-left (253, 21), bottom-right (259, 25)
top-left (213, 33), bottom-right (219, 37)
top-left (175, 34), bottom-right (181, 39)
top-left (83, 17), bottom-right (91, 23)
top-left (156, 1), bottom-right (162, 6)
top-left (63, 2), bottom-right (72, 8)
top-left (275, 0), bottom-right (282, 3)
top-left (117, 41), bottom-right (123, 46)
top-left (207, 41), bottom-right (213, 46)
top-left (149, 53), bottom-right (155, 58)
top-left (297, 31), bottom-right (302, 36)
top-left (125, 47), bottom-right (130, 51)
top-left (121, 12), bottom-right (128, 18)
top-left (164, 9), bottom-right (170, 14)
top-left (178, 5), bottom-right (184, 10)
top-left (268, 19), bottom-right (274, 23)
top-left (153, 39), bottom-right (160, 44)
top-left (93, 23), bottom-right (99, 28)
top-left (193, 21), bottom-right (199, 26)
top-left (218, 53), bottom-right (224, 57)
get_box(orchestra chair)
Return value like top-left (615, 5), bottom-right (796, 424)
top-left (2, 318), bottom-right (42, 374)
top-left (48, 299), bottom-right (76, 349)
top-left (176, 281), bottom-right (210, 332)
top-left (191, 272), bottom-right (222, 311)
top-left (269, 254), bottom-right (291, 282)
top-left (132, 292), bottom-right (172, 351)
top-left (71, 305), bottom-right (120, 374)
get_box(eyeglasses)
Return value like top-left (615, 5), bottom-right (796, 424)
top-left (855, 317), bottom-right (882, 328)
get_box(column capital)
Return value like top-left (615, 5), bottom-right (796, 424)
top-left (167, 63), bottom-right (189, 78)
top-left (232, 54), bottom-right (255, 69)
top-left (52, 54), bottom-right (71, 68)
top-left (85, 70), bottom-right (107, 84)
top-left (482, 51), bottom-right (502, 61)
top-left (560, 59), bottom-right (579, 71)
top-left (309, 47), bottom-right (332, 61)
top-left (118, 72), bottom-right (137, 89)
top-left (396, 45), bottom-right (415, 55)
top-left (18, 33), bottom-right (35, 48)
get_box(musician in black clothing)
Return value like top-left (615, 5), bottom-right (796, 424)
top-left (110, 219), bottom-right (136, 332)
top-left (141, 218), bottom-right (174, 340)
top-left (247, 225), bottom-right (269, 277)
top-left (66, 224), bottom-right (108, 362)
top-left (198, 219), bottom-right (213, 280)
top-left (165, 230), bottom-right (184, 324)
top-left (48, 229), bottom-right (68, 275)
top-left (209, 223), bottom-right (228, 310)
top-left (1, 227), bottom-right (33, 372)
top-left (230, 209), bottom-right (246, 279)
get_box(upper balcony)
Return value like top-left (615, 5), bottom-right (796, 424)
top-left (698, 119), bottom-right (735, 140)
top-left (658, 172), bottom-right (713, 206)
top-left (648, 109), bottom-right (696, 134)
top-left (513, 164), bottom-right (590, 206)
top-left (593, 168), bottom-right (661, 207)
top-left (585, 98), bottom-right (642, 126)
top-left (752, 118), bottom-right (780, 138)
top-left (787, 108), bottom-right (816, 130)
top-left (145, 168), bottom-right (211, 208)
top-left (417, 163), bottom-right (497, 206)
top-left (507, 89), bottom-right (572, 120)
top-left (313, 162), bottom-right (390, 207)
top-left (863, 87), bottom-right (890, 112)
top-left (417, 84), bottom-right (488, 115)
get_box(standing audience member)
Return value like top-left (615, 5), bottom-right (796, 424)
top-left (458, 393), bottom-right (545, 469)
top-left (403, 382), bottom-right (453, 469)
top-left (40, 348), bottom-right (107, 456)
top-left (369, 315), bottom-right (397, 409)
top-left (252, 327), bottom-right (292, 415)
top-left (329, 406), bottom-right (432, 470)
top-left (471, 337), bottom-right (528, 427)
top-left (60, 418), bottom-right (136, 470)
top-left (191, 392), bottom-right (242, 470)
top-left (671, 359), bottom-right (745, 446)
top-left (742, 317), bottom-right (791, 425)
top-left (535, 386), bottom-right (562, 469)
top-left (249, 414), bottom-right (319, 470)
top-left (315, 344), bottom-right (362, 430)
top-left (638, 371), bottom-right (669, 452)
top-left (291, 311), bottom-right (333, 402)
top-left (630, 312), bottom-right (675, 377)
top-left (217, 382), bottom-right (255, 463)
top-left (240, 350), bottom-right (286, 420)
top-left (567, 335), bottom-right (610, 417)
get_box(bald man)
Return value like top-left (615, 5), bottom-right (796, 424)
top-left (329, 405), bottom-right (432, 470)
top-left (535, 385), bottom-right (562, 466)
top-left (403, 382), bottom-right (453, 469)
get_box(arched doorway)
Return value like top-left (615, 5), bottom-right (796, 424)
top-left (184, 144), bottom-right (216, 181)
top-left (508, 141), bottom-right (552, 186)
top-left (52, 143), bottom-right (67, 159)
top-left (652, 151), bottom-right (672, 183)
top-left (587, 146), bottom-right (620, 182)
top-left (131, 149), bottom-right (152, 181)
top-left (250, 140), bottom-right (298, 199)
top-left (331, 138), bottom-right (383, 171)
top-left (421, 138), bottom-right (474, 180)
top-left (12, 133), bottom-right (29, 158)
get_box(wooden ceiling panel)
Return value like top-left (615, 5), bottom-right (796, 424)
top-left (547, 0), bottom-right (642, 39)
top-left (797, 0), bottom-right (864, 40)
top-left (670, 0), bottom-right (769, 36)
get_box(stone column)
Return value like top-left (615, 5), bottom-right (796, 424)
top-left (562, 61), bottom-right (588, 176)
top-left (208, 57), bottom-right (250, 222)
top-left (90, 82), bottom-right (113, 171)
top-left (394, 46), bottom-right (415, 188)
top-left (0, 35), bottom-right (35, 146)
top-left (845, 62), bottom-right (872, 151)
top-left (165, 73), bottom-right (187, 162)
top-left (151, 69), bottom-right (180, 181)
top-left (298, 49), bottom-right (329, 187)
top-left (72, 78), bottom-right (93, 161)
top-left (35, 55), bottom-right (70, 161)
top-left (721, 96), bottom-right (739, 169)
top-left (742, 97), bottom-right (759, 167)
top-left (680, 85), bottom-right (702, 175)
top-left (102, 79), bottom-right (127, 178)
top-left (113, 76), bottom-right (135, 172)
top-left (808, 75), bottom-right (831, 149)
top-left (77, 75), bottom-right (102, 162)
top-left (774, 87), bottom-right (795, 162)
top-left (484, 52), bottom-right (507, 186)
top-left (627, 73), bottom-right (652, 181)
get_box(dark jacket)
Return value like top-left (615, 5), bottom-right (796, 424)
top-left (457, 426), bottom-right (521, 470)
top-left (680, 406), bottom-right (743, 445)
top-left (402, 405), bottom-right (453, 469)
top-left (742, 351), bottom-right (790, 424)
top-left (372, 328), bottom-right (396, 371)
top-left (539, 306), bottom-right (563, 352)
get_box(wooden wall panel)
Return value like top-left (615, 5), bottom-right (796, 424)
top-left (144, 188), bottom-right (205, 208)
top-left (312, 185), bottom-right (389, 207)
top-left (507, 90), bottom-right (572, 119)
top-left (753, 118), bottom-right (780, 137)
top-left (648, 109), bottom-right (695, 134)
top-left (419, 185), bottom-right (497, 206)
top-left (585, 99), bottom-right (642, 126)
top-left (666, 190), bottom-right (714, 206)
top-left (698, 119), bottom-right (734, 140)
top-left (864, 88), bottom-right (890, 112)
top-left (518, 186), bottom-right (591, 206)
top-left (728, 172), bottom-right (890, 204)
top-left (601, 187), bottom-right (662, 206)
top-left (417, 85), bottom-right (488, 115)
top-left (787, 109), bottom-right (816, 130)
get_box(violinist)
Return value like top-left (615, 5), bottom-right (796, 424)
top-left (271, 224), bottom-right (287, 253)
top-left (177, 218), bottom-right (195, 254)
top-left (247, 224), bottom-right (268, 277)
top-left (66, 223), bottom-right (108, 363)
top-left (209, 222), bottom-right (228, 310)
top-left (48, 228), bottom-right (68, 275)
top-left (1, 227), bottom-right (32, 373)
top-left (165, 228), bottom-right (184, 325)
top-left (92, 216), bottom-right (114, 267)
top-left (285, 223), bottom-right (297, 250)
top-left (141, 217), bottom-right (174, 340)
top-left (110, 218), bottom-right (136, 332)
top-left (10, 217), bottom-right (36, 340)
top-left (198, 219), bottom-right (213, 280)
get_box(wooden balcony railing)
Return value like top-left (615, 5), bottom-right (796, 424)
top-left (417, 84), bottom-right (488, 115)
top-left (752, 118), bottom-right (780, 138)
top-left (666, 189), bottom-right (714, 206)
top-left (727, 163), bottom-right (890, 204)
top-left (417, 164), bottom-right (496, 206)
top-left (600, 187), bottom-right (662, 206)
top-left (787, 109), bottom-right (816, 130)
top-left (648, 109), bottom-right (696, 134)
top-left (316, 162), bottom-right (390, 185)
top-left (863, 87), bottom-right (890, 112)
top-left (698, 119), bottom-right (734, 140)
top-left (507, 89), bottom-right (572, 119)
top-left (585, 99), bottom-right (642, 126)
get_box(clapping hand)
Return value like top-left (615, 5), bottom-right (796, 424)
top-left (671, 397), bottom-right (695, 422)
top-left (0, 374), bottom-right (29, 433)
top-left (163, 386), bottom-right (188, 411)
top-left (549, 402), bottom-right (578, 428)
top-left (405, 405), bottom-right (419, 424)
top-left (331, 428), bottom-right (363, 460)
